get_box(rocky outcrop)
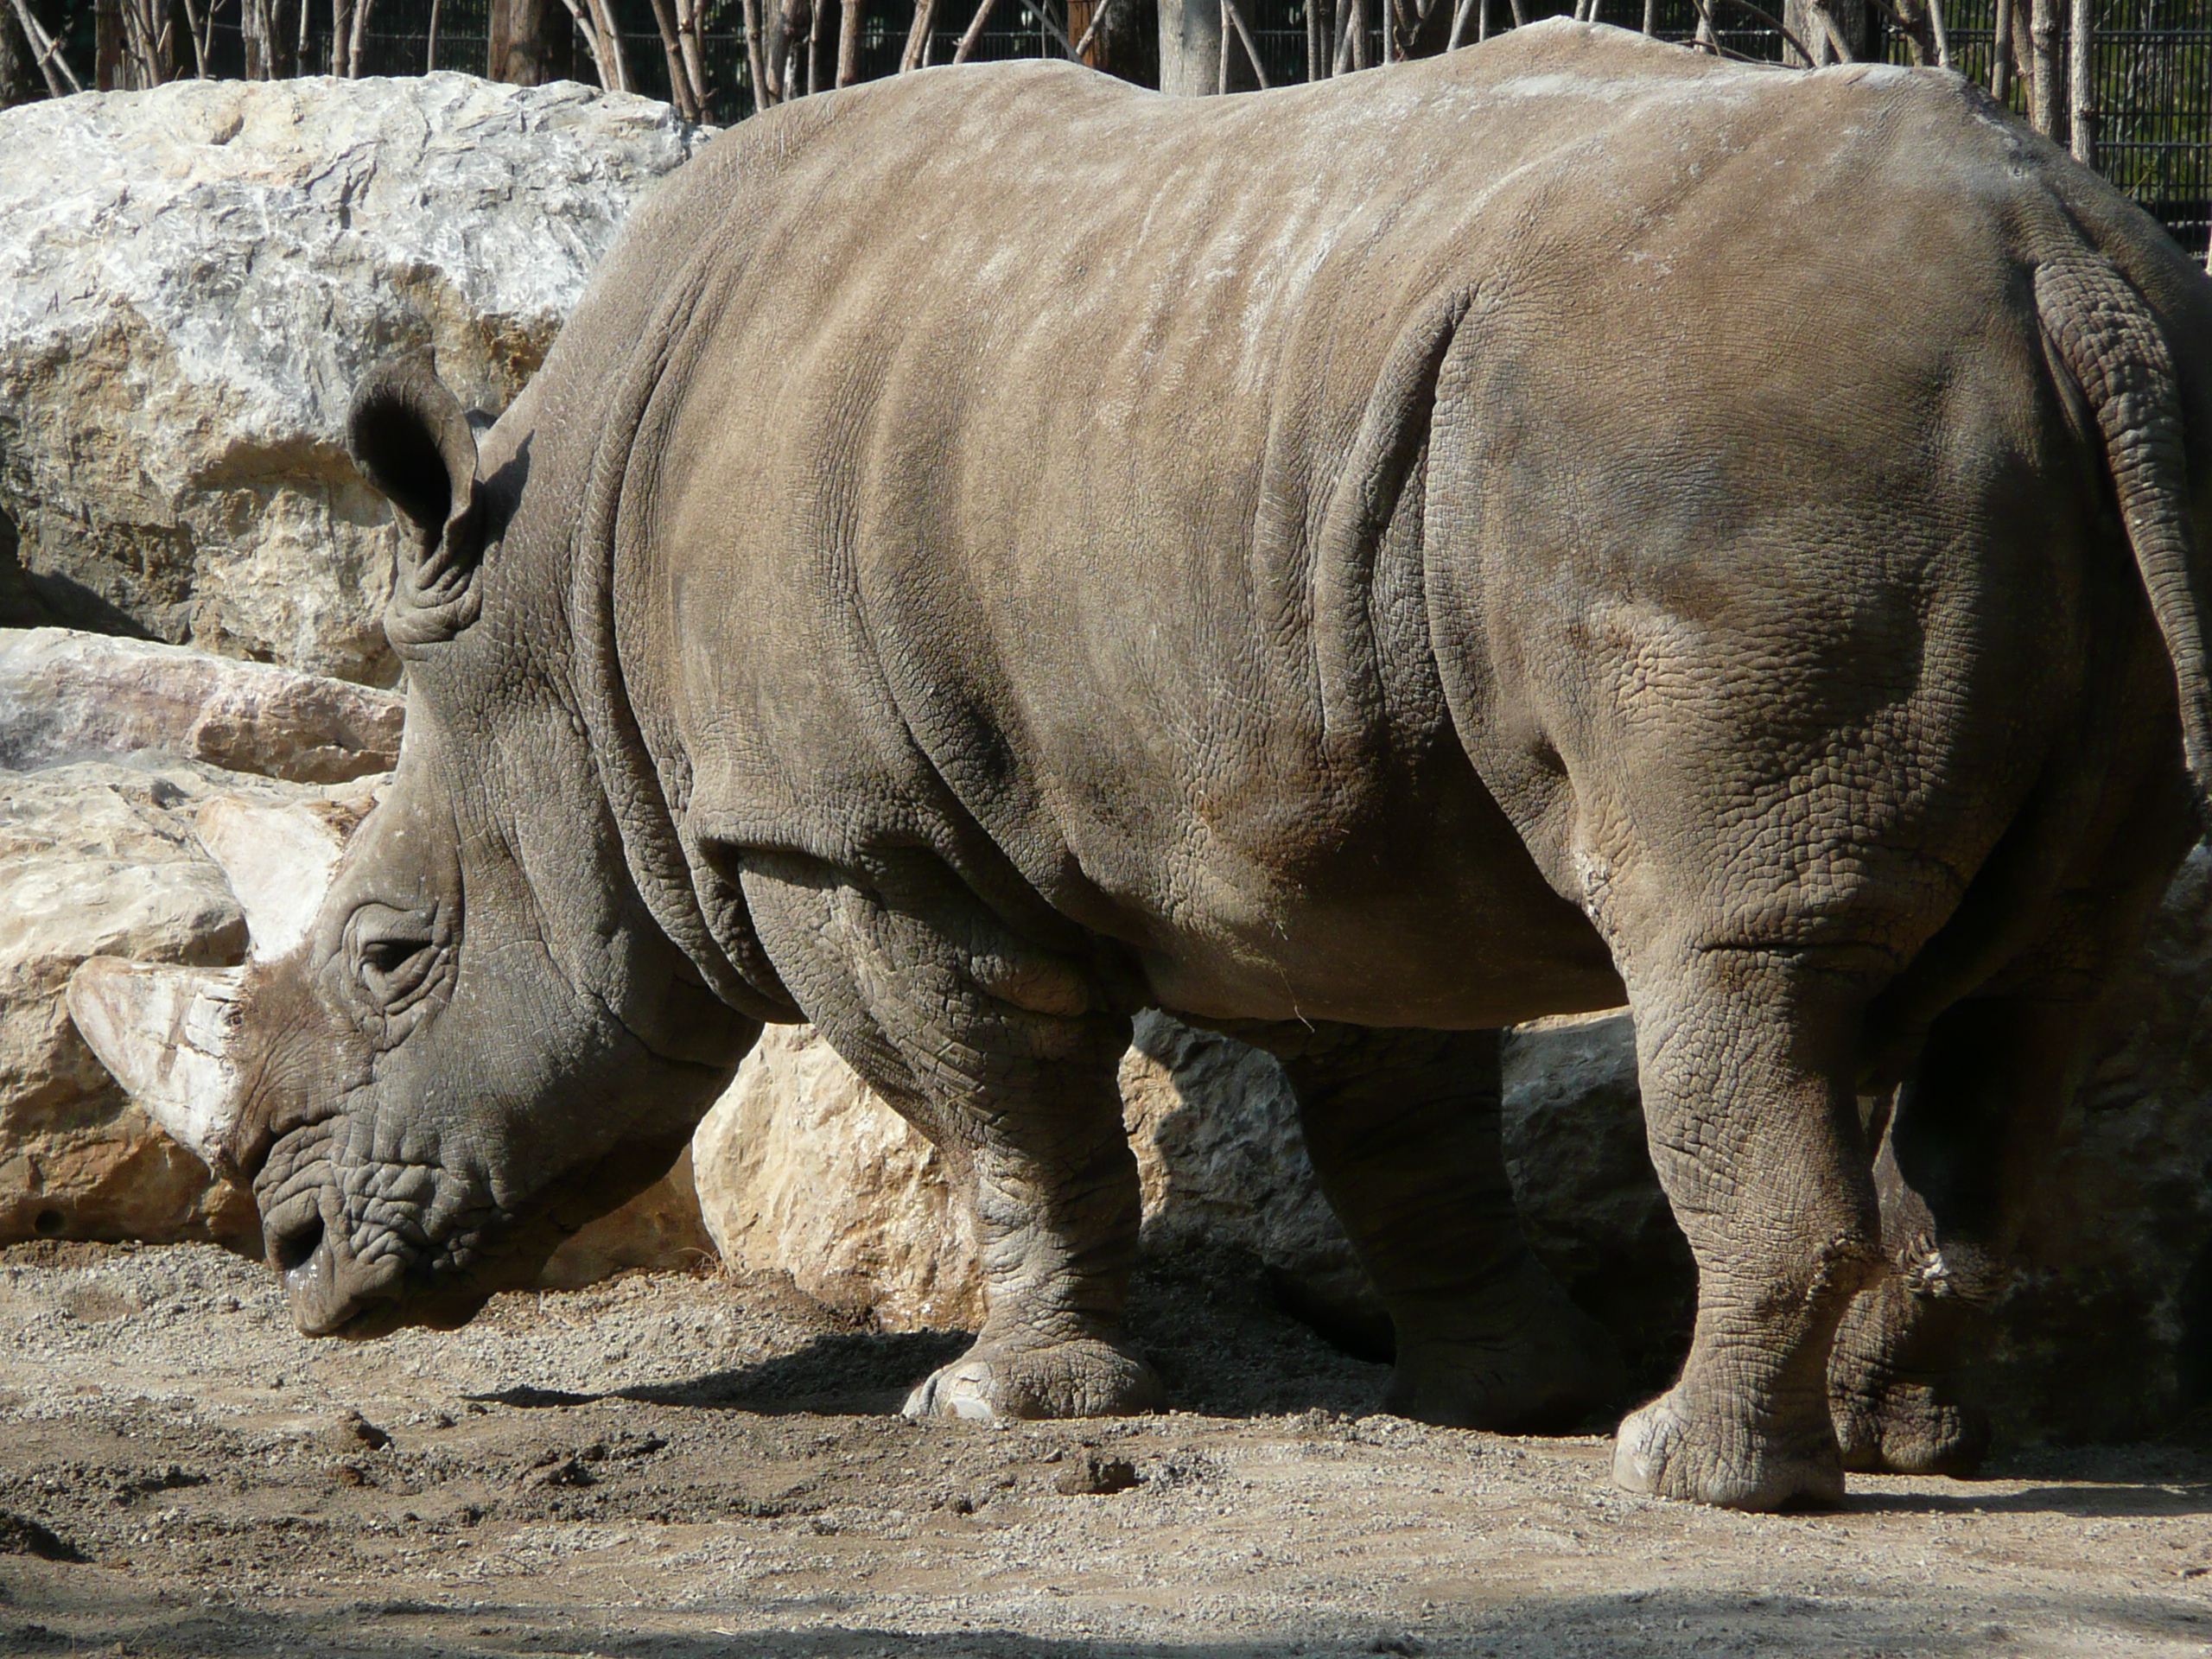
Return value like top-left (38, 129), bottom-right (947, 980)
top-left (0, 628), bottom-right (402, 784)
top-left (0, 753), bottom-right (355, 1250)
top-left (0, 74), bottom-right (709, 684)
top-left (692, 1012), bottom-right (1372, 1333)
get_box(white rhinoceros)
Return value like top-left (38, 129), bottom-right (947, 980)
top-left (72, 22), bottom-right (2212, 1510)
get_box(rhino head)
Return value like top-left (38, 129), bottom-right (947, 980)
top-left (69, 354), bottom-right (760, 1338)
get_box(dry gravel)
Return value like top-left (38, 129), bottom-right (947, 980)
top-left (0, 1240), bottom-right (2207, 1658)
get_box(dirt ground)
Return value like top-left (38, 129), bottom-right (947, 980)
top-left (0, 1242), bottom-right (2207, 1659)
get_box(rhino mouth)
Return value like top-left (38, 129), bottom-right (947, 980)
top-left (255, 1128), bottom-right (507, 1339)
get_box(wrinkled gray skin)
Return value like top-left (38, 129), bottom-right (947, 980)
top-left (213, 22), bottom-right (2212, 1510)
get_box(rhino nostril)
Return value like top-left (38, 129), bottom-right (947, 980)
top-left (270, 1212), bottom-right (324, 1277)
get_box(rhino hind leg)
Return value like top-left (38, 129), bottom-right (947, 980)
top-left (1266, 1023), bottom-right (1625, 1433)
top-left (1827, 992), bottom-right (2100, 1478)
top-left (1604, 949), bottom-right (1885, 1511)
top-left (737, 849), bottom-right (1162, 1422)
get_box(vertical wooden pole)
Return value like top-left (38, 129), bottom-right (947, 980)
top-left (2028, 0), bottom-right (2062, 139)
top-left (96, 0), bottom-right (123, 87)
top-left (1989, 0), bottom-right (2012, 99)
top-left (836, 0), bottom-right (861, 83)
top-left (2067, 0), bottom-right (2095, 168)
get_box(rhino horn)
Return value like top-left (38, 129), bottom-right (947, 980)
top-left (195, 798), bottom-right (350, 963)
top-left (66, 958), bottom-right (248, 1175)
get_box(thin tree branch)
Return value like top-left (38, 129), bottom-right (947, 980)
top-left (1717, 0), bottom-right (1818, 69)
top-left (744, 0), bottom-right (774, 102)
top-left (348, 0), bottom-right (374, 75)
top-left (900, 0), bottom-right (938, 68)
top-left (1071, 0), bottom-right (1117, 60)
top-left (424, 0), bottom-right (442, 69)
top-left (645, 0), bottom-right (700, 116)
top-left (951, 0), bottom-right (1003, 64)
top-left (1446, 0), bottom-right (1476, 48)
top-left (836, 0), bottom-right (861, 85)
top-left (1223, 0), bottom-right (1269, 86)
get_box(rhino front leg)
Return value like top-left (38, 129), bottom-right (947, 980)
top-left (1827, 994), bottom-right (2094, 1476)
top-left (1261, 1022), bottom-right (1624, 1432)
top-left (1609, 949), bottom-right (1881, 1510)
top-left (738, 851), bottom-right (1162, 1421)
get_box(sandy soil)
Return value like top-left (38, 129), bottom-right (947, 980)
top-left (0, 1241), bottom-right (2207, 1659)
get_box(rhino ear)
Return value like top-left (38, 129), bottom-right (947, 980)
top-left (348, 351), bottom-right (486, 649)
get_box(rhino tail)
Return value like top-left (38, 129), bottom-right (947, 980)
top-left (2035, 255), bottom-right (2212, 817)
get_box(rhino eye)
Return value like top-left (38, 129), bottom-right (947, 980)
top-left (349, 906), bottom-right (444, 1018)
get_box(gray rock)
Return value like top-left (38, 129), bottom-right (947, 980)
top-left (1502, 1009), bottom-right (1694, 1393)
top-left (0, 73), bottom-right (709, 683)
top-left (0, 627), bottom-right (402, 784)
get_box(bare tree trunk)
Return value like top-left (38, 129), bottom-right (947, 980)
top-left (1785, 0), bottom-right (1861, 64)
top-left (2028, 0), bottom-right (2062, 139)
top-left (189, 0), bottom-right (217, 75)
top-left (95, 0), bottom-right (122, 86)
top-left (348, 0), bottom-right (376, 75)
top-left (1926, 0), bottom-right (1949, 69)
top-left (899, 0), bottom-right (935, 68)
top-left (805, 0), bottom-right (825, 92)
top-left (596, 0), bottom-right (634, 89)
top-left (489, 0), bottom-right (575, 83)
top-left (1348, 0), bottom-right (1367, 67)
top-left (836, 0), bottom-right (861, 84)
top-left (0, 0), bottom-right (37, 104)
top-left (1308, 0), bottom-right (1325, 75)
top-left (1159, 0), bottom-right (1223, 92)
top-left (1989, 0), bottom-right (2013, 98)
top-left (676, 0), bottom-right (708, 102)
top-left (746, 0), bottom-right (775, 97)
top-left (2067, 0), bottom-right (2095, 168)
top-left (645, 0), bottom-right (699, 114)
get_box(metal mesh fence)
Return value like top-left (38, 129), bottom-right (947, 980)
top-left (35, 0), bottom-right (2209, 255)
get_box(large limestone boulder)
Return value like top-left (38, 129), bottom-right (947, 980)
top-left (693, 1012), bottom-right (1370, 1332)
top-left (0, 755), bottom-right (366, 1249)
top-left (1, 627), bottom-right (402, 783)
top-left (0, 73), bottom-right (709, 684)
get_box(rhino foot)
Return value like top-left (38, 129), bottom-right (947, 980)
top-left (1611, 1388), bottom-right (1845, 1511)
top-left (1831, 1376), bottom-right (1989, 1477)
top-left (900, 1337), bottom-right (1165, 1423)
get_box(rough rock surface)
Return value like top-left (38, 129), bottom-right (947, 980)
top-left (0, 627), bottom-right (401, 783)
top-left (0, 753), bottom-right (327, 1250)
top-left (0, 74), bottom-right (709, 683)
top-left (692, 1011), bottom-right (1371, 1332)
